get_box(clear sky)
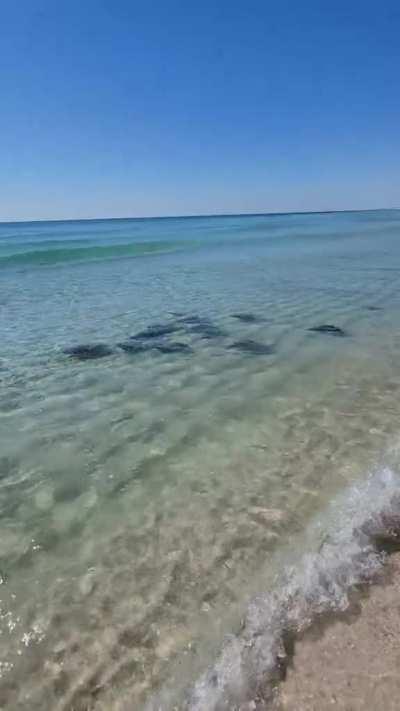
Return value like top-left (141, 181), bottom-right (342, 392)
top-left (1, 0), bottom-right (399, 221)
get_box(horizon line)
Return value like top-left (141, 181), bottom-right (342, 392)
top-left (0, 206), bottom-right (398, 226)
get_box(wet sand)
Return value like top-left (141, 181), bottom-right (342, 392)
top-left (275, 552), bottom-right (400, 711)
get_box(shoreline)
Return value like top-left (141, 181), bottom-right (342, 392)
top-left (274, 551), bottom-right (400, 710)
top-left (185, 471), bottom-right (400, 711)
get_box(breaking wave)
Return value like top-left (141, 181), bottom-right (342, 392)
top-left (147, 467), bottom-right (400, 710)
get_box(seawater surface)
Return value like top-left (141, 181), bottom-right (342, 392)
top-left (1, 210), bottom-right (400, 709)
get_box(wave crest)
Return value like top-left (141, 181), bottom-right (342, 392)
top-left (0, 240), bottom-right (187, 267)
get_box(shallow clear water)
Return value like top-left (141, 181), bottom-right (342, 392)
top-left (1, 210), bottom-right (400, 709)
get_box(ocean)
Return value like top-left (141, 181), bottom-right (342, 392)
top-left (1, 210), bottom-right (400, 709)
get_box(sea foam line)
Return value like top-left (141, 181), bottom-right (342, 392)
top-left (174, 467), bottom-right (400, 710)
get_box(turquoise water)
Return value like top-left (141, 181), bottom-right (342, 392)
top-left (1, 210), bottom-right (400, 709)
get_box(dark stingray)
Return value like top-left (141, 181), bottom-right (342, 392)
top-left (64, 344), bottom-right (114, 360)
top-left (189, 323), bottom-right (227, 339)
top-left (164, 313), bottom-right (228, 339)
top-left (231, 313), bottom-right (260, 323)
top-left (154, 342), bottom-right (192, 354)
top-left (365, 306), bottom-right (383, 312)
top-left (175, 314), bottom-right (206, 325)
top-left (308, 324), bottom-right (347, 337)
top-left (118, 340), bottom-right (192, 355)
top-left (130, 323), bottom-right (181, 340)
top-left (117, 341), bottom-right (151, 354)
top-left (228, 339), bottom-right (274, 355)
top-left (182, 316), bottom-right (227, 338)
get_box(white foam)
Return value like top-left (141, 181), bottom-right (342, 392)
top-left (184, 467), bottom-right (400, 710)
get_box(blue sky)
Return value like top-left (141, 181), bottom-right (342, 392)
top-left (1, 1), bottom-right (399, 221)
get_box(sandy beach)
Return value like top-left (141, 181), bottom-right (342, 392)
top-left (275, 552), bottom-right (400, 710)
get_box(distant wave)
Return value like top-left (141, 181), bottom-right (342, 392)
top-left (0, 240), bottom-right (190, 267)
top-left (183, 467), bottom-right (400, 710)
